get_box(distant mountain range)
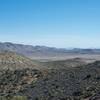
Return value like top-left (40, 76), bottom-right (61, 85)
top-left (0, 42), bottom-right (100, 57)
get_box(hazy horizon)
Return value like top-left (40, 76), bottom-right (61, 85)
top-left (0, 0), bottom-right (100, 48)
top-left (0, 41), bottom-right (100, 49)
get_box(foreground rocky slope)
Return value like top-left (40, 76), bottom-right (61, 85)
top-left (0, 58), bottom-right (100, 99)
top-left (30, 62), bottom-right (100, 100)
top-left (0, 51), bottom-right (100, 99)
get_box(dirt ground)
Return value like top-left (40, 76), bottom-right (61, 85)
top-left (30, 54), bottom-right (100, 62)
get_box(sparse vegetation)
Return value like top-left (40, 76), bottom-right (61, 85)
top-left (0, 96), bottom-right (27, 100)
top-left (0, 51), bottom-right (100, 99)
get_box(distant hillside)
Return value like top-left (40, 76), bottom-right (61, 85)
top-left (0, 42), bottom-right (68, 57)
top-left (42, 58), bottom-right (87, 69)
top-left (0, 42), bottom-right (100, 57)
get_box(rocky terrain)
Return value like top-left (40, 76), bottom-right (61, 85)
top-left (0, 61), bottom-right (100, 100)
top-left (0, 51), bottom-right (42, 70)
top-left (0, 51), bottom-right (100, 99)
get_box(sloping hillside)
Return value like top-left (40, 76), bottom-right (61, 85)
top-left (0, 51), bottom-right (40, 70)
top-left (0, 60), bottom-right (100, 99)
top-left (22, 61), bottom-right (100, 100)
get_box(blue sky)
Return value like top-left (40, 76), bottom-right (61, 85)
top-left (0, 0), bottom-right (100, 48)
